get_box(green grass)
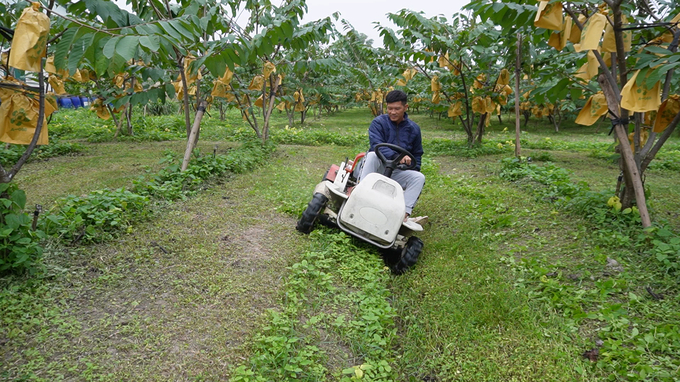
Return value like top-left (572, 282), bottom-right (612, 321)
top-left (2, 104), bottom-right (680, 381)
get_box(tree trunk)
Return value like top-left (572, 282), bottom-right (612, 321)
top-left (286, 108), bottom-right (294, 126)
top-left (475, 113), bottom-right (486, 145)
top-left (178, 56), bottom-right (192, 138)
top-left (181, 100), bottom-right (208, 172)
top-left (523, 110), bottom-right (530, 127)
top-left (219, 102), bottom-right (225, 121)
top-left (126, 102), bottom-right (133, 135)
top-left (598, 74), bottom-right (651, 227)
top-left (515, 33), bottom-right (522, 158)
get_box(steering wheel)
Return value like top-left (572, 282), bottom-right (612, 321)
top-left (374, 143), bottom-right (416, 177)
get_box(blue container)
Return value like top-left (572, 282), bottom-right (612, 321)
top-left (59, 97), bottom-right (74, 109)
top-left (80, 96), bottom-right (90, 107)
top-left (70, 96), bottom-right (82, 109)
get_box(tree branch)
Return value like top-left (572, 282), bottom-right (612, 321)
top-left (564, 5), bottom-right (620, 95)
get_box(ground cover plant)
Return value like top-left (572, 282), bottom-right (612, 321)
top-left (1, 106), bottom-right (679, 381)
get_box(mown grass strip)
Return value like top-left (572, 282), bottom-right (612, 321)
top-left (389, 159), bottom-right (585, 381)
top-left (230, 231), bottom-right (398, 381)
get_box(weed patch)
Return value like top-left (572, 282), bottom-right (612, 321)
top-left (497, 158), bottom-right (680, 380)
top-left (0, 139), bottom-right (84, 167)
top-left (0, 183), bottom-right (44, 275)
top-left (42, 140), bottom-right (274, 245)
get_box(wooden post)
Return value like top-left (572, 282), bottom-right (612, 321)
top-left (181, 100), bottom-right (208, 172)
top-left (514, 33), bottom-right (522, 158)
top-left (598, 74), bottom-right (651, 228)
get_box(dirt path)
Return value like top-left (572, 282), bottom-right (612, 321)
top-left (2, 157), bottom-right (306, 381)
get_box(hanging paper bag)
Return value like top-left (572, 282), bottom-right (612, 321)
top-left (602, 16), bottom-right (631, 52)
top-left (8, 3), bottom-right (50, 72)
top-left (448, 102), bottom-right (462, 118)
top-left (621, 70), bottom-right (661, 112)
top-left (472, 97), bottom-right (486, 114)
top-left (548, 17), bottom-right (572, 51)
top-left (575, 92), bottom-right (608, 126)
top-left (652, 94), bottom-right (680, 133)
top-left (48, 75), bottom-right (66, 95)
top-left (431, 91), bottom-right (441, 104)
top-left (576, 13), bottom-right (607, 52)
top-left (90, 98), bottom-right (111, 120)
top-left (497, 69), bottom-right (510, 86)
top-left (0, 88), bottom-right (56, 145)
top-left (263, 62), bottom-right (276, 78)
top-left (430, 76), bottom-right (441, 92)
top-left (218, 67), bottom-right (234, 84)
top-left (534, 1), bottom-right (564, 31)
top-left (574, 50), bottom-right (600, 82)
top-left (248, 75), bottom-right (265, 91)
top-left (569, 15), bottom-right (587, 43)
top-left (211, 81), bottom-right (228, 98)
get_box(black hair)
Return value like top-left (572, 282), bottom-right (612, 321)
top-left (385, 89), bottom-right (408, 105)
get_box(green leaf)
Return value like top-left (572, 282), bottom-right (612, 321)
top-left (54, 28), bottom-right (79, 70)
top-left (169, 19), bottom-right (195, 40)
top-left (139, 35), bottom-right (160, 52)
top-left (115, 36), bottom-right (140, 62)
top-left (5, 213), bottom-right (27, 230)
top-left (103, 36), bottom-right (121, 59)
top-left (10, 189), bottom-right (26, 209)
top-left (68, 33), bottom-right (94, 75)
top-left (159, 20), bottom-right (183, 41)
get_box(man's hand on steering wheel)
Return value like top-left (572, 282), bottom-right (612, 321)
top-left (399, 156), bottom-right (412, 166)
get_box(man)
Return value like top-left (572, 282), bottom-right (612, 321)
top-left (359, 90), bottom-right (426, 227)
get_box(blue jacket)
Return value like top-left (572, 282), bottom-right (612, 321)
top-left (368, 113), bottom-right (424, 171)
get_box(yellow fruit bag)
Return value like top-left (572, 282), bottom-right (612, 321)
top-left (263, 62), bottom-right (276, 78)
top-left (90, 99), bottom-right (111, 120)
top-left (497, 69), bottom-right (510, 86)
top-left (211, 81), bottom-right (229, 98)
top-left (569, 14), bottom-right (587, 43)
top-left (448, 102), bottom-right (462, 118)
top-left (621, 70), bottom-right (661, 112)
top-left (472, 96), bottom-right (486, 114)
top-left (652, 94), bottom-right (680, 133)
top-left (0, 86), bottom-right (56, 145)
top-left (248, 75), bottom-right (265, 91)
top-left (48, 75), bottom-right (66, 95)
top-left (8, 3), bottom-right (50, 72)
top-left (574, 50), bottom-right (600, 82)
top-left (534, 1), bottom-right (563, 31)
top-left (548, 17), bottom-right (572, 51)
top-left (431, 91), bottom-right (441, 104)
top-left (602, 16), bottom-right (631, 52)
top-left (431, 76), bottom-right (441, 92)
top-left (576, 13), bottom-right (607, 52)
top-left (575, 92), bottom-right (608, 126)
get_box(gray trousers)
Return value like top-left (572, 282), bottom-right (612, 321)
top-left (358, 151), bottom-right (425, 214)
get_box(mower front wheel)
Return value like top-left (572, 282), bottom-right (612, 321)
top-left (391, 236), bottom-right (423, 275)
top-left (296, 193), bottom-right (328, 234)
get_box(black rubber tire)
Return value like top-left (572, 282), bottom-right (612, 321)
top-left (391, 236), bottom-right (423, 275)
top-left (296, 193), bottom-right (328, 234)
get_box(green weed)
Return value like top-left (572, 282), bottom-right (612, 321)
top-left (0, 183), bottom-right (44, 275)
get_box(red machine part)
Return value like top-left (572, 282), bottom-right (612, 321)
top-left (324, 164), bottom-right (340, 182)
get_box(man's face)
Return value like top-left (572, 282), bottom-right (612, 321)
top-left (386, 101), bottom-right (407, 123)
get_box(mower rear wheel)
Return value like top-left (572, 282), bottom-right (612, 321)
top-left (391, 236), bottom-right (423, 275)
top-left (296, 193), bottom-right (328, 234)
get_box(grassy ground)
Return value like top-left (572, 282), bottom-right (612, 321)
top-left (2, 106), bottom-right (679, 381)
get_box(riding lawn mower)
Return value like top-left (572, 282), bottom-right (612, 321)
top-left (296, 143), bottom-right (424, 274)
